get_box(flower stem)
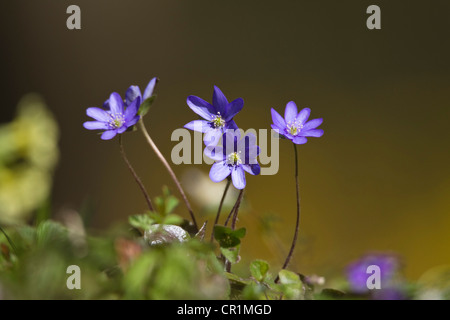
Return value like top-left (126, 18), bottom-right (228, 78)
top-left (224, 188), bottom-right (244, 273)
top-left (118, 135), bottom-right (154, 212)
top-left (137, 118), bottom-right (199, 231)
top-left (0, 225), bottom-right (18, 255)
top-left (278, 143), bottom-right (301, 278)
top-left (231, 189), bottom-right (244, 231)
top-left (210, 178), bottom-right (231, 242)
top-left (224, 189), bottom-right (244, 227)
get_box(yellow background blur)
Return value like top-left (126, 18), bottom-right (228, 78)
top-left (1, 1), bottom-right (449, 280)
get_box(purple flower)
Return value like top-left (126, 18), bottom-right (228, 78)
top-left (184, 86), bottom-right (243, 146)
top-left (124, 77), bottom-right (157, 107)
top-left (83, 92), bottom-right (141, 140)
top-left (271, 101), bottom-right (323, 144)
top-left (205, 130), bottom-right (260, 189)
top-left (346, 253), bottom-right (400, 294)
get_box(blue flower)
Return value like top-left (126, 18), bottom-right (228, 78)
top-left (271, 101), bottom-right (323, 144)
top-left (346, 253), bottom-right (400, 294)
top-left (124, 77), bottom-right (157, 107)
top-left (184, 86), bottom-right (243, 146)
top-left (83, 92), bottom-right (141, 140)
top-left (205, 130), bottom-right (260, 189)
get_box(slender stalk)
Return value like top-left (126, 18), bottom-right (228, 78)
top-left (280, 143), bottom-right (301, 271)
top-left (138, 118), bottom-right (199, 231)
top-left (224, 189), bottom-right (244, 227)
top-left (0, 225), bottom-right (18, 255)
top-left (224, 189), bottom-right (244, 272)
top-left (119, 135), bottom-right (154, 212)
top-left (210, 178), bottom-right (231, 242)
top-left (230, 189), bottom-right (244, 231)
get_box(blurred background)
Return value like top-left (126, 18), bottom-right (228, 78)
top-left (1, 0), bottom-right (449, 282)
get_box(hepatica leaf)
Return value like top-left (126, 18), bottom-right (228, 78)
top-left (129, 214), bottom-right (155, 232)
top-left (250, 259), bottom-right (269, 282)
top-left (220, 245), bottom-right (240, 264)
top-left (213, 226), bottom-right (246, 248)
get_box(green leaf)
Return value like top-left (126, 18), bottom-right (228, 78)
top-left (220, 245), bottom-right (240, 264)
top-left (233, 227), bottom-right (247, 239)
top-left (278, 269), bottom-right (304, 300)
top-left (242, 283), bottom-right (266, 300)
top-left (137, 95), bottom-right (157, 118)
top-left (278, 269), bottom-right (301, 285)
top-left (250, 259), bottom-right (269, 282)
top-left (36, 220), bottom-right (70, 249)
top-left (154, 186), bottom-right (179, 216)
top-left (224, 272), bottom-right (252, 286)
top-left (162, 214), bottom-right (183, 226)
top-left (128, 214), bottom-right (155, 232)
top-left (213, 226), bottom-right (246, 248)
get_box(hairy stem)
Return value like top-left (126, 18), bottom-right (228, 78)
top-left (224, 188), bottom-right (244, 273)
top-left (230, 189), bottom-right (244, 231)
top-left (138, 118), bottom-right (198, 231)
top-left (278, 143), bottom-right (301, 277)
top-left (119, 136), bottom-right (154, 212)
top-left (224, 189), bottom-right (244, 227)
top-left (210, 178), bottom-right (231, 242)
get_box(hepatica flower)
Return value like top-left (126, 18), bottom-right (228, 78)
top-left (206, 130), bottom-right (260, 189)
top-left (271, 101), bottom-right (323, 144)
top-left (83, 92), bottom-right (141, 140)
top-left (124, 77), bottom-right (157, 108)
top-left (346, 253), bottom-right (400, 294)
top-left (184, 86), bottom-right (243, 146)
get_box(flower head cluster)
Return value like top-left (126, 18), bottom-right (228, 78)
top-left (184, 86), bottom-right (259, 189)
top-left (83, 78), bottom-right (157, 140)
top-left (271, 101), bottom-right (323, 144)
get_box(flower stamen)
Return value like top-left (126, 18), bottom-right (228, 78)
top-left (227, 151), bottom-right (242, 166)
top-left (286, 120), bottom-right (303, 136)
top-left (211, 112), bottom-right (225, 129)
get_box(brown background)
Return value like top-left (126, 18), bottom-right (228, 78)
top-left (1, 0), bottom-right (449, 280)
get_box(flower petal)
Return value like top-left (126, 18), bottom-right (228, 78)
top-left (204, 145), bottom-right (225, 161)
top-left (124, 97), bottom-right (141, 122)
top-left (225, 119), bottom-right (239, 130)
top-left (117, 126), bottom-right (128, 134)
top-left (271, 124), bottom-right (283, 135)
top-left (237, 132), bottom-right (257, 153)
top-left (293, 136), bottom-right (308, 144)
top-left (284, 101), bottom-right (298, 123)
top-left (86, 107), bottom-right (110, 122)
top-left (184, 120), bottom-right (211, 133)
top-left (101, 130), bottom-right (118, 140)
top-left (224, 98), bottom-right (244, 121)
top-left (271, 108), bottom-right (286, 130)
top-left (143, 77), bottom-right (157, 100)
top-left (109, 92), bottom-right (124, 115)
top-left (209, 161), bottom-right (231, 182)
top-left (126, 115), bottom-right (140, 128)
top-left (296, 108), bottom-right (311, 124)
top-left (303, 118), bottom-right (323, 131)
top-left (204, 128), bottom-right (222, 146)
top-left (231, 166), bottom-right (246, 189)
top-left (83, 121), bottom-right (109, 130)
top-left (125, 86), bottom-right (142, 106)
top-left (187, 96), bottom-right (216, 120)
top-left (243, 163), bottom-right (261, 175)
top-left (212, 86), bottom-right (228, 115)
top-left (301, 129), bottom-right (324, 137)
top-left (223, 129), bottom-right (240, 154)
